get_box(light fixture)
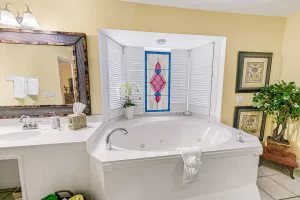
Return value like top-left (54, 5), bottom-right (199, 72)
top-left (20, 4), bottom-right (40, 29)
top-left (0, 3), bottom-right (40, 29)
top-left (156, 39), bottom-right (167, 45)
top-left (0, 3), bottom-right (20, 27)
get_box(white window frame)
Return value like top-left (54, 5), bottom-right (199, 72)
top-left (99, 29), bottom-right (226, 122)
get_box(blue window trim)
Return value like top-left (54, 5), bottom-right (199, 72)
top-left (145, 51), bottom-right (171, 112)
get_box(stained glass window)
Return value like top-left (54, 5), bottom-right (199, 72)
top-left (145, 51), bottom-right (171, 112)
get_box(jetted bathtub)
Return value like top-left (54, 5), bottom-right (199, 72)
top-left (90, 115), bottom-right (262, 200)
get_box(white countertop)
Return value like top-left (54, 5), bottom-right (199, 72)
top-left (0, 122), bottom-right (102, 148)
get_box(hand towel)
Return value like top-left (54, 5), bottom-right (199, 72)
top-left (13, 77), bottom-right (27, 98)
top-left (178, 146), bottom-right (202, 185)
top-left (6, 75), bottom-right (27, 98)
top-left (27, 78), bottom-right (39, 95)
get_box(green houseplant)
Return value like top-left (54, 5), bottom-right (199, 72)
top-left (253, 81), bottom-right (300, 156)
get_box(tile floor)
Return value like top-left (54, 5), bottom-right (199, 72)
top-left (0, 188), bottom-right (16, 200)
top-left (258, 164), bottom-right (300, 200)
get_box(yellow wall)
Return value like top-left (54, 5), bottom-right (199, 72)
top-left (58, 62), bottom-right (73, 104)
top-left (5, 0), bottom-right (300, 156)
top-left (0, 43), bottom-right (73, 105)
top-left (281, 12), bottom-right (300, 158)
top-left (23, 0), bottom-right (286, 128)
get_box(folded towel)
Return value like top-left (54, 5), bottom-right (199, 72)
top-left (6, 75), bottom-right (27, 98)
top-left (13, 77), bottom-right (27, 98)
top-left (27, 78), bottom-right (39, 95)
top-left (178, 146), bottom-right (202, 185)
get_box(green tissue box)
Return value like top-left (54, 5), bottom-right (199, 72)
top-left (68, 113), bottom-right (87, 130)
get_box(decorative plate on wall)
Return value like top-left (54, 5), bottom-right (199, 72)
top-left (235, 51), bottom-right (273, 93)
top-left (233, 106), bottom-right (266, 141)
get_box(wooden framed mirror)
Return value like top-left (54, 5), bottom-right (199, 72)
top-left (0, 28), bottom-right (91, 118)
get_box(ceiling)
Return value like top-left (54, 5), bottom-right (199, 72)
top-left (100, 29), bottom-right (223, 50)
top-left (121, 0), bottom-right (300, 17)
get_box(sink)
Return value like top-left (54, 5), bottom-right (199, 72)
top-left (0, 130), bottom-right (41, 142)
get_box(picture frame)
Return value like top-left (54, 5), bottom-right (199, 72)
top-left (235, 51), bottom-right (273, 93)
top-left (233, 106), bottom-right (266, 141)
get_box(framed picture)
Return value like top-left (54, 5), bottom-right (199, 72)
top-left (233, 106), bottom-right (266, 141)
top-left (235, 51), bottom-right (273, 93)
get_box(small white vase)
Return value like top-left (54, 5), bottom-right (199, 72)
top-left (125, 106), bottom-right (135, 120)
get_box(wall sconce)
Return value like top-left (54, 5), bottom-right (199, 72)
top-left (0, 3), bottom-right (20, 27)
top-left (0, 3), bottom-right (40, 29)
top-left (20, 4), bottom-right (40, 29)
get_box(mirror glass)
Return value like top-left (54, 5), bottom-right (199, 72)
top-left (0, 43), bottom-right (75, 106)
top-left (0, 159), bottom-right (22, 200)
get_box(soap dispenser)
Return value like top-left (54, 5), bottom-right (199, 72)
top-left (49, 111), bottom-right (58, 129)
top-left (56, 115), bottom-right (61, 129)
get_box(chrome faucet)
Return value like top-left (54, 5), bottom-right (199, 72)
top-left (106, 128), bottom-right (128, 150)
top-left (19, 115), bottom-right (40, 130)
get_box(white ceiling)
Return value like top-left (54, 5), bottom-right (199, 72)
top-left (100, 29), bottom-right (222, 50)
top-left (121, 0), bottom-right (300, 17)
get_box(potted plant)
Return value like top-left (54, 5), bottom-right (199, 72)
top-left (253, 81), bottom-right (300, 156)
top-left (119, 83), bottom-right (142, 120)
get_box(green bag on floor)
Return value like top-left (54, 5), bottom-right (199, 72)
top-left (41, 194), bottom-right (58, 200)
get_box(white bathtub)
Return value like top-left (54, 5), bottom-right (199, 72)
top-left (111, 118), bottom-right (231, 151)
top-left (90, 115), bottom-right (263, 200)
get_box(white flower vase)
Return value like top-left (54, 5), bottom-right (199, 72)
top-left (125, 106), bottom-right (135, 120)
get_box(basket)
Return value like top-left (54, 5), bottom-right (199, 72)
top-left (13, 187), bottom-right (22, 200)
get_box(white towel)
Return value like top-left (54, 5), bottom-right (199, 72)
top-left (178, 146), bottom-right (202, 185)
top-left (27, 78), bottom-right (39, 95)
top-left (11, 76), bottom-right (27, 98)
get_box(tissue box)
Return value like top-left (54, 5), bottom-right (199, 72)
top-left (68, 113), bottom-right (87, 130)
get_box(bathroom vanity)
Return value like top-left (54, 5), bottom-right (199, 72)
top-left (0, 28), bottom-right (95, 200)
top-left (0, 119), bottom-right (102, 200)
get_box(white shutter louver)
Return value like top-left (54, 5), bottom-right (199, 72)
top-left (188, 43), bottom-right (214, 115)
top-left (124, 47), bottom-right (144, 106)
top-left (171, 50), bottom-right (189, 112)
top-left (107, 37), bottom-right (124, 119)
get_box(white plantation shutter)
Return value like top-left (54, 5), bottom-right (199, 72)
top-left (124, 47), bottom-right (145, 113)
top-left (188, 43), bottom-right (214, 115)
top-left (171, 50), bottom-right (189, 112)
top-left (107, 37), bottom-right (125, 119)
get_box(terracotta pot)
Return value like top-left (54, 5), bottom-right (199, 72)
top-left (267, 136), bottom-right (290, 157)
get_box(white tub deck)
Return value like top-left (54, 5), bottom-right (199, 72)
top-left (90, 115), bottom-right (262, 200)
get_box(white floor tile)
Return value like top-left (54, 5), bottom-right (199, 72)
top-left (257, 177), bottom-right (295, 200)
top-left (259, 165), bottom-right (283, 176)
top-left (258, 171), bottom-right (266, 177)
top-left (286, 198), bottom-right (300, 200)
top-left (269, 174), bottom-right (300, 195)
top-left (258, 188), bottom-right (274, 200)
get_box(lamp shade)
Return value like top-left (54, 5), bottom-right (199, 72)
top-left (20, 12), bottom-right (40, 29)
top-left (0, 9), bottom-right (20, 27)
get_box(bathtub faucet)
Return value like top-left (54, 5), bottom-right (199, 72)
top-left (106, 128), bottom-right (128, 150)
top-left (236, 130), bottom-right (244, 143)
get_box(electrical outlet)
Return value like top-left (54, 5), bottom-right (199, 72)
top-left (49, 92), bottom-right (56, 97)
top-left (237, 96), bottom-right (244, 103)
top-left (44, 92), bottom-right (49, 98)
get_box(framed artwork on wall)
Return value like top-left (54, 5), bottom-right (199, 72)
top-left (233, 106), bottom-right (266, 141)
top-left (145, 51), bottom-right (171, 112)
top-left (235, 51), bottom-right (273, 93)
